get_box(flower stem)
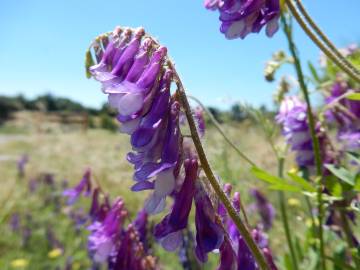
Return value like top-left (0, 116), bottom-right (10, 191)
top-left (170, 64), bottom-right (271, 270)
top-left (285, 0), bottom-right (360, 83)
top-left (281, 13), bottom-right (327, 270)
top-left (294, 0), bottom-right (360, 78)
top-left (188, 95), bottom-right (256, 167)
top-left (278, 157), bottom-right (299, 270)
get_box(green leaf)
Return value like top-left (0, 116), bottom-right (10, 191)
top-left (250, 166), bottom-right (285, 185)
top-left (268, 184), bottom-right (302, 192)
top-left (347, 152), bottom-right (360, 165)
top-left (308, 61), bottom-right (321, 83)
top-left (288, 172), bottom-right (316, 192)
top-left (347, 93), bottom-right (360, 101)
top-left (354, 173), bottom-right (360, 192)
top-left (324, 164), bottom-right (355, 186)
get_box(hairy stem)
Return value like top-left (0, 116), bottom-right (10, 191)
top-left (188, 95), bottom-right (256, 167)
top-left (285, 0), bottom-right (360, 83)
top-left (294, 0), bottom-right (360, 77)
top-left (170, 64), bottom-right (271, 270)
top-left (278, 157), bottom-right (299, 270)
top-left (281, 13), bottom-right (326, 270)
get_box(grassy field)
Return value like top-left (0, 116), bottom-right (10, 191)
top-left (0, 113), bottom-right (306, 269)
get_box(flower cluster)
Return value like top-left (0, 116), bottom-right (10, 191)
top-left (276, 96), bottom-right (336, 171)
top-left (64, 172), bottom-right (158, 270)
top-left (218, 187), bottom-right (278, 269)
top-left (204, 0), bottom-right (280, 39)
top-left (88, 26), bottom-right (182, 215)
top-left (87, 25), bottom-right (276, 267)
top-left (325, 80), bottom-right (360, 151)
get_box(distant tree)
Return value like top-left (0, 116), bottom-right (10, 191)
top-left (207, 106), bottom-right (223, 123)
top-left (100, 113), bottom-right (118, 132)
top-left (230, 104), bottom-right (247, 122)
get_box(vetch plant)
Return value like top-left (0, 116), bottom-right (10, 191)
top-left (79, 1), bottom-right (360, 269)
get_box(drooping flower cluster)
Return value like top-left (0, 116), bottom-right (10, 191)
top-left (325, 80), bottom-right (360, 151)
top-left (276, 96), bottom-right (336, 171)
top-left (87, 25), bottom-right (274, 267)
top-left (87, 26), bottom-right (182, 215)
top-left (204, 0), bottom-right (280, 39)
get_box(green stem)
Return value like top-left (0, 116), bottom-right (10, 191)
top-left (170, 64), bottom-right (271, 270)
top-left (281, 13), bottom-right (326, 270)
top-left (278, 157), bottom-right (299, 270)
top-left (304, 196), bottom-right (318, 249)
top-left (340, 210), bottom-right (360, 269)
top-left (188, 95), bottom-right (256, 167)
top-left (294, 0), bottom-right (360, 77)
top-left (285, 0), bottom-right (360, 83)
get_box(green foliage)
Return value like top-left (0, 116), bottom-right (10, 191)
top-left (100, 113), bottom-right (118, 132)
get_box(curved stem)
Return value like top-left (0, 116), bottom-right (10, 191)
top-left (188, 95), bottom-right (256, 167)
top-left (170, 64), bottom-right (270, 270)
top-left (278, 157), bottom-right (299, 270)
top-left (281, 13), bottom-right (327, 270)
top-left (285, 0), bottom-right (360, 84)
top-left (294, 0), bottom-right (360, 77)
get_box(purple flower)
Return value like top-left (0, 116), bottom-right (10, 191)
top-left (249, 189), bottom-right (275, 231)
top-left (217, 237), bottom-right (237, 270)
top-left (9, 213), bottom-right (20, 232)
top-left (218, 183), bottom-right (233, 222)
top-left (133, 209), bottom-right (148, 249)
top-left (194, 184), bottom-right (224, 262)
top-left (88, 199), bottom-right (126, 263)
top-left (63, 169), bottom-right (92, 205)
top-left (276, 96), bottom-right (335, 171)
top-left (17, 154), bottom-right (28, 178)
top-left (237, 235), bottom-right (257, 270)
top-left (325, 81), bottom-right (360, 151)
top-left (205, 0), bottom-right (280, 39)
top-left (194, 106), bottom-right (206, 137)
top-left (154, 159), bottom-right (198, 251)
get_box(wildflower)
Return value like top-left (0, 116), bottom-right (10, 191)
top-left (62, 169), bottom-right (92, 205)
top-left (9, 213), bottom-right (20, 232)
top-left (194, 183), bottom-right (224, 262)
top-left (88, 199), bottom-right (127, 263)
top-left (133, 209), bottom-right (149, 249)
top-left (154, 159), bottom-right (198, 251)
top-left (287, 198), bottom-right (301, 207)
top-left (217, 237), bottom-right (237, 270)
top-left (90, 189), bottom-right (111, 223)
top-left (48, 248), bottom-right (63, 259)
top-left (17, 154), bottom-right (28, 178)
top-left (276, 96), bottom-right (336, 171)
top-left (10, 259), bottom-right (29, 268)
top-left (249, 189), bottom-right (275, 231)
top-left (325, 81), bottom-right (360, 151)
top-left (204, 0), bottom-right (280, 39)
top-left (194, 106), bottom-right (206, 137)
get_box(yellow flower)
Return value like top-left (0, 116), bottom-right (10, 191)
top-left (288, 167), bottom-right (298, 174)
top-left (11, 259), bottom-right (29, 268)
top-left (48, 248), bottom-right (63, 259)
top-left (287, 198), bottom-right (301, 207)
top-left (72, 262), bottom-right (81, 270)
top-left (306, 218), bottom-right (319, 227)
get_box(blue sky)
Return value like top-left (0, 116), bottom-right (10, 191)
top-left (0, 0), bottom-right (359, 109)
